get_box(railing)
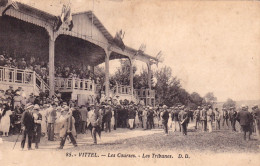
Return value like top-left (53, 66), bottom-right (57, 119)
top-left (113, 84), bottom-right (132, 95)
top-left (111, 84), bottom-right (155, 98)
top-left (35, 72), bottom-right (51, 93)
top-left (134, 88), bottom-right (155, 98)
top-left (0, 66), bottom-right (55, 96)
top-left (55, 77), bottom-right (95, 92)
top-left (0, 66), bottom-right (34, 85)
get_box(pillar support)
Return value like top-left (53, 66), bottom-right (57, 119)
top-left (47, 29), bottom-right (57, 98)
top-left (104, 49), bottom-right (111, 97)
top-left (49, 37), bottom-right (55, 97)
top-left (147, 62), bottom-right (152, 90)
top-left (129, 58), bottom-right (134, 96)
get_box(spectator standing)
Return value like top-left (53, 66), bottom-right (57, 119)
top-left (215, 108), bottom-right (221, 130)
top-left (200, 106), bottom-right (207, 132)
top-left (161, 105), bottom-right (169, 135)
top-left (236, 105), bottom-right (252, 141)
top-left (46, 104), bottom-right (57, 141)
top-left (179, 107), bottom-right (189, 136)
top-left (20, 104), bottom-right (35, 150)
top-left (32, 105), bottom-right (42, 149)
top-left (0, 104), bottom-right (12, 136)
top-left (79, 105), bottom-right (88, 134)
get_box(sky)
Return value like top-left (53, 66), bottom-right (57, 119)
top-left (17, 0), bottom-right (260, 102)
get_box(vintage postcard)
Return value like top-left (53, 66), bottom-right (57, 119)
top-left (0, 0), bottom-right (259, 166)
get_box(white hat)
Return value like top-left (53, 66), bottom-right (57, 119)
top-left (33, 104), bottom-right (40, 110)
top-left (25, 103), bottom-right (34, 110)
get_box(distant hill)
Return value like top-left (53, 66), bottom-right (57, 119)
top-left (215, 100), bottom-right (260, 109)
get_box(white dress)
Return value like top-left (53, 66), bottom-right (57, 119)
top-left (40, 109), bottom-right (48, 134)
top-left (0, 110), bottom-right (12, 133)
top-left (111, 110), bottom-right (115, 129)
top-left (135, 111), bottom-right (139, 125)
top-left (168, 113), bottom-right (172, 130)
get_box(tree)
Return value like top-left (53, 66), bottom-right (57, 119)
top-left (223, 98), bottom-right (236, 108)
top-left (190, 92), bottom-right (203, 106)
top-left (203, 92), bottom-right (217, 106)
top-left (133, 67), bottom-right (155, 89)
top-left (110, 59), bottom-right (137, 86)
top-left (154, 66), bottom-right (182, 106)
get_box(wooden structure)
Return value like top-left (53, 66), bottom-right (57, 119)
top-left (0, 2), bottom-right (158, 105)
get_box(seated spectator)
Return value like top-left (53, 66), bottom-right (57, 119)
top-left (0, 54), bottom-right (6, 66)
top-left (11, 59), bottom-right (17, 68)
top-left (5, 85), bottom-right (14, 99)
top-left (17, 58), bottom-right (27, 69)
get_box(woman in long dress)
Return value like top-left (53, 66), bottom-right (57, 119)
top-left (135, 110), bottom-right (139, 128)
top-left (167, 110), bottom-right (173, 133)
top-left (153, 110), bottom-right (159, 128)
top-left (111, 110), bottom-right (115, 130)
top-left (0, 104), bottom-right (12, 136)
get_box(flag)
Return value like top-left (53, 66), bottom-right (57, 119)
top-left (155, 51), bottom-right (163, 67)
top-left (1, 0), bottom-right (19, 15)
top-left (55, 3), bottom-right (74, 32)
top-left (113, 30), bottom-right (125, 51)
top-left (136, 43), bottom-right (146, 55)
top-left (139, 44), bottom-right (146, 53)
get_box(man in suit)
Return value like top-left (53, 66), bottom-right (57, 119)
top-left (172, 107), bottom-right (181, 132)
top-left (32, 104), bottom-right (42, 149)
top-left (207, 105), bottom-right (214, 133)
top-left (79, 105), bottom-right (88, 134)
top-left (229, 107), bottom-right (237, 132)
top-left (57, 107), bottom-right (77, 149)
top-left (87, 105), bottom-right (102, 144)
top-left (46, 103), bottom-right (57, 141)
top-left (200, 106), bottom-right (207, 132)
top-left (113, 105), bottom-right (119, 130)
top-left (104, 105), bottom-right (112, 132)
top-left (21, 103), bottom-right (35, 150)
top-left (236, 105), bottom-right (252, 141)
top-left (215, 108), bottom-right (221, 130)
top-left (222, 107), bottom-right (229, 129)
top-left (128, 105), bottom-right (136, 130)
top-left (178, 107), bottom-right (189, 135)
top-left (161, 105), bottom-right (169, 135)
top-left (194, 106), bottom-right (201, 130)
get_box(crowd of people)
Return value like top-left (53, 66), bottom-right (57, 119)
top-left (0, 51), bottom-right (259, 150)
top-left (0, 87), bottom-right (259, 150)
top-left (0, 51), bottom-right (99, 83)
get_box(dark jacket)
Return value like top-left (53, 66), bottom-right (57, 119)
top-left (236, 110), bottom-right (251, 126)
top-left (104, 109), bottom-right (112, 122)
top-left (21, 111), bottom-right (34, 130)
top-left (161, 110), bottom-right (169, 123)
top-left (128, 109), bottom-right (136, 119)
top-left (178, 110), bottom-right (189, 124)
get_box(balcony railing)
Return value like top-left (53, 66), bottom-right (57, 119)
top-left (0, 66), bottom-right (34, 85)
top-left (55, 77), bottom-right (95, 93)
top-left (111, 84), bottom-right (155, 98)
top-left (134, 88), bottom-right (155, 98)
top-left (112, 84), bottom-right (132, 95)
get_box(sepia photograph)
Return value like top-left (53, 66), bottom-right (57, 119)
top-left (0, 0), bottom-right (259, 166)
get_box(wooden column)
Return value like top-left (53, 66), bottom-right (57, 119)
top-left (129, 59), bottom-right (134, 95)
top-left (147, 62), bottom-right (152, 90)
top-left (105, 50), bottom-right (111, 97)
top-left (49, 37), bottom-right (55, 97)
top-left (147, 62), bottom-right (152, 106)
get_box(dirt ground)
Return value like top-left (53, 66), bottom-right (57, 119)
top-left (0, 122), bottom-right (259, 166)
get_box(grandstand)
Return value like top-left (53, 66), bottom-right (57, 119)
top-left (0, 2), bottom-right (158, 106)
